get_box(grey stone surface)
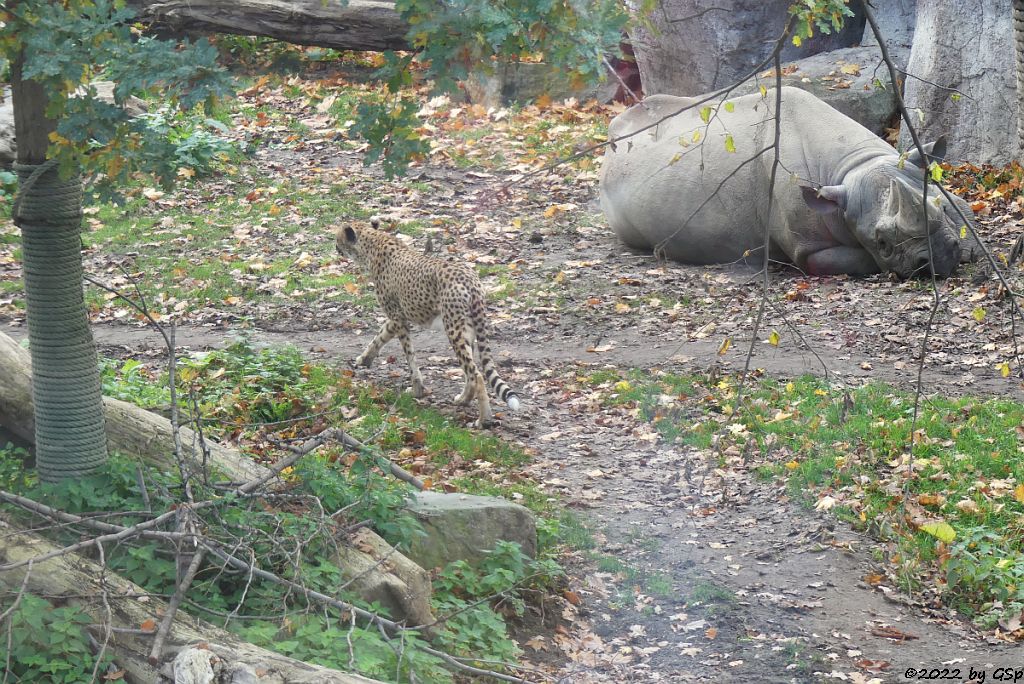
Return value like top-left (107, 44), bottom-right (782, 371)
top-left (901, 0), bottom-right (1019, 164)
top-left (861, 0), bottom-right (916, 50)
top-left (405, 491), bottom-right (537, 570)
top-left (631, 0), bottom-right (864, 97)
top-left (735, 45), bottom-right (905, 135)
top-left (0, 89), bottom-right (15, 167)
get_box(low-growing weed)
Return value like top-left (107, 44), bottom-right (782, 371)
top-left (0, 594), bottom-right (110, 683)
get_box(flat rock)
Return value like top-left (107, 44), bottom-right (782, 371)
top-left (735, 45), bottom-right (907, 135)
top-left (405, 491), bottom-right (537, 570)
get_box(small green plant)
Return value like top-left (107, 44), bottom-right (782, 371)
top-left (138, 108), bottom-right (240, 177)
top-left (946, 527), bottom-right (1024, 614)
top-left (0, 169), bottom-right (17, 203)
top-left (432, 541), bottom-right (562, 664)
top-left (0, 442), bottom-right (33, 491)
top-left (99, 357), bottom-right (173, 409)
top-left (0, 594), bottom-right (112, 683)
top-left (295, 451), bottom-right (423, 550)
top-left (238, 616), bottom-right (452, 682)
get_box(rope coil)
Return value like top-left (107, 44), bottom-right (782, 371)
top-left (13, 160), bottom-right (107, 481)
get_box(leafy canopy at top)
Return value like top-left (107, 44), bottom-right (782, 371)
top-left (789, 0), bottom-right (854, 46)
top-left (1, 0), bottom-right (629, 184)
top-left (1, 0), bottom-right (233, 194)
top-left (1, 0), bottom-right (848, 183)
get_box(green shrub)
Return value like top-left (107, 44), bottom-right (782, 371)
top-left (0, 594), bottom-right (111, 683)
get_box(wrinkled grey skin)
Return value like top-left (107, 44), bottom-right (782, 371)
top-left (600, 87), bottom-right (976, 278)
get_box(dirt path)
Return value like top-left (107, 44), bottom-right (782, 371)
top-left (4, 316), bottom-right (1019, 682)
top-left (5, 76), bottom-right (1024, 681)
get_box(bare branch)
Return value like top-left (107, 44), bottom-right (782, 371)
top-left (149, 547), bottom-right (206, 664)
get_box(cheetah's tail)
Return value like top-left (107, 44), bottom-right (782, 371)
top-left (471, 298), bottom-right (521, 411)
top-left (486, 366), bottom-right (521, 411)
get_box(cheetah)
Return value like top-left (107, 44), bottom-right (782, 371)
top-left (336, 219), bottom-right (520, 427)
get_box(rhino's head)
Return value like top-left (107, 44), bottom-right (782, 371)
top-left (802, 139), bottom-right (969, 279)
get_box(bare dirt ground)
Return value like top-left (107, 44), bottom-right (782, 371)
top-left (4, 82), bottom-right (1024, 682)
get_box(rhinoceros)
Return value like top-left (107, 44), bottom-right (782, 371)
top-left (599, 87), bottom-right (975, 278)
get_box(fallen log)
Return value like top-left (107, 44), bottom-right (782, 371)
top-left (0, 517), bottom-right (384, 684)
top-left (0, 331), bottom-right (267, 483)
top-left (126, 0), bottom-right (411, 52)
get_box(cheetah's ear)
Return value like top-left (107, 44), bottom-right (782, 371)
top-left (370, 216), bottom-right (381, 229)
top-left (343, 226), bottom-right (357, 244)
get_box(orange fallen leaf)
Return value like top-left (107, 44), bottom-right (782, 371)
top-left (870, 626), bottom-right (918, 641)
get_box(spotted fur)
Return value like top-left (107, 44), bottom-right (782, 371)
top-left (336, 219), bottom-right (520, 426)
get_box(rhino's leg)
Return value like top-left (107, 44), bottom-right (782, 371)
top-left (805, 246), bottom-right (881, 276)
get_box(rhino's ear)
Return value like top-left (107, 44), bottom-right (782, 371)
top-left (906, 136), bottom-right (948, 168)
top-left (800, 184), bottom-right (847, 214)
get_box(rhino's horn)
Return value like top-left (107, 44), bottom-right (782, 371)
top-left (889, 178), bottom-right (935, 232)
top-left (906, 136), bottom-right (947, 169)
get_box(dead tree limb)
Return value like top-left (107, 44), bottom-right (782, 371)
top-left (126, 0), bottom-right (411, 52)
top-left (0, 519), bottom-right (385, 684)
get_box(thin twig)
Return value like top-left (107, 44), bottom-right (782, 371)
top-left (89, 540), bottom-right (113, 684)
top-left (602, 55), bottom-right (643, 106)
top-left (737, 19), bottom-right (793, 406)
top-left (149, 546), bottom-right (206, 664)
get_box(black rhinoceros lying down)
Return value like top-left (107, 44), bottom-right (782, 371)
top-left (599, 87), bottom-right (976, 278)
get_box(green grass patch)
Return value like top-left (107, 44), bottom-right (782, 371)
top-left (586, 368), bottom-right (1024, 623)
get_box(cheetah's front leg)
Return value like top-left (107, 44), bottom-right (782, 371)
top-left (396, 328), bottom-right (427, 398)
top-left (355, 319), bottom-right (400, 367)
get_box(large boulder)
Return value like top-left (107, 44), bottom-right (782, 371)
top-left (404, 491), bottom-right (537, 571)
top-left (736, 45), bottom-right (903, 135)
top-left (0, 91), bottom-right (13, 168)
top-left (631, 0), bottom-right (865, 97)
top-left (900, 0), bottom-right (1019, 164)
top-left (860, 0), bottom-right (916, 51)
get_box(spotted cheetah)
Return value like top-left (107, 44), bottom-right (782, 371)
top-left (336, 219), bottom-right (520, 427)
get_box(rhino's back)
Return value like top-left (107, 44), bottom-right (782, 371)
top-left (601, 92), bottom-right (778, 262)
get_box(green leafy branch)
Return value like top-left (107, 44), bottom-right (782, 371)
top-left (788, 0), bottom-right (855, 46)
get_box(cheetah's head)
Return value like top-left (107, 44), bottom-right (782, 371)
top-left (335, 225), bottom-right (360, 259)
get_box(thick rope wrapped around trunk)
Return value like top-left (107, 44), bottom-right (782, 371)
top-left (1016, 0), bottom-right (1024, 156)
top-left (13, 160), bottom-right (108, 481)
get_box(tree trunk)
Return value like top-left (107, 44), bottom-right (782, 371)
top-left (0, 331), bottom-right (268, 483)
top-left (900, 0), bottom-right (1019, 164)
top-left (631, 0), bottom-right (865, 96)
top-left (0, 519), bottom-right (384, 683)
top-left (10, 51), bottom-right (108, 482)
top-left (127, 0), bottom-right (410, 52)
